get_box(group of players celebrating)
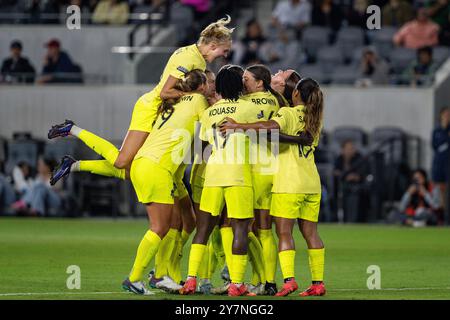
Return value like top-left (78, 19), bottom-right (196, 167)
top-left (47, 16), bottom-right (326, 297)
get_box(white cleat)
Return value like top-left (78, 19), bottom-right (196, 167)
top-left (155, 276), bottom-right (183, 293)
top-left (122, 278), bottom-right (155, 295)
top-left (211, 281), bottom-right (230, 295)
top-left (247, 283), bottom-right (265, 295)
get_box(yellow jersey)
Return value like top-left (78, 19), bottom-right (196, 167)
top-left (135, 93), bottom-right (209, 174)
top-left (242, 91), bottom-right (280, 175)
top-left (271, 105), bottom-right (321, 194)
top-left (200, 98), bottom-right (259, 187)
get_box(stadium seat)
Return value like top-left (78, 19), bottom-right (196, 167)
top-left (330, 65), bottom-right (358, 85)
top-left (302, 26), bottom-right (331, 62)
top-left (370, 126), bottom-right (407, 164)
top-left (336, 27), bottom-right (364, 62)
top-left (389, 47), bottom-right (416, 74)
top-left (370, 27), bottom-right (397, 60)
top-left (433, 46), bottom-right (450, 66)
top-left (298, 64), bottom-right (327, 84)
top-left (330, 126), bottom-right (368, 156)
top-left (317, 46), bottom-right (345, 74)
top-left (170, 1), bottom-right (194, 44)
top-left (5, 140), bottom-right (39, 174)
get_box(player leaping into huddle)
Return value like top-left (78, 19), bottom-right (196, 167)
top-left (220, 78), bottom-right (326, 297)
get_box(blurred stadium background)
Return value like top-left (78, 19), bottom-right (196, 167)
top-left (0, 0), bottom-right (449, 226)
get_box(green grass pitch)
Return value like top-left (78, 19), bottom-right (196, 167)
top-left (1, 217), bottom-right (449, 300)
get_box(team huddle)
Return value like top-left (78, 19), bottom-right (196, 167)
top-left (47, 16), bottom-right (326, 297)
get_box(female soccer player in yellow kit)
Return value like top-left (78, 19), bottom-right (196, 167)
top-left (48, 16), bottom-right (234, 185)
top-left (179, 66), bottom-right (261, 297)
top-left (121, 69), bottom-right (210, 295)
top-left (220, 78), bottom-right (326, 297)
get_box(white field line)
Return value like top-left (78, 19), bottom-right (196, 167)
top-left (1, 287), bottom-right (450, 297)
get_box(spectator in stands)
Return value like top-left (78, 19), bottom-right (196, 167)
top-left (232, 19), bottom-right (269, 66)
top-left (311, 0), bottom-right (342, 41)
top-left (180, 0), bottom-right (210, 21)
top-left (262, 28), bottom-right (302, 72)
top-left (393, 7), bottom-right (440, 49)
top-left (382, 0), bottom-right (414, 27)
top-left (22, 0), bottom-right (60, 24)
top-left (12, 161), bottom-right (33, 195)
top-left (0, 173), bottom-right (16, 215)
top-left (355, 46), bottom-right (390, 86)
top-left (1, 40), bottom-right (35, 84)
top-left (333, 140), bottom-right (369, 222)
top-left (403, 46), bottom-right (439, 86)
top-left (92, 0), bottom-right (130, 24)
top-left (427, 0), bottom-right (450, 27)
top-left (432, 107), bottom-right (450, 214)
top-left (11, 157), bottom-right (62, 216)
top-left (398, 169), bottom-right (442, 226)
top-left (346, 0), bottom-right (370, 28)
top-left (36, 39), bottom-right (83, 84)
top-left (271, 0), bottom-right (312, 38)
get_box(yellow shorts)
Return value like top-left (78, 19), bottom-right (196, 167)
top-left (270, 193), bottom-right (321, 222)
top-left (252, 173), bottom-right (273, 210)
top-left (128, 92), bottom-right (161, 133)
top-left (130, 157), bottom-right (175, 204)
top-left (191, 184), bottom-right (203, 204)
top-left (200, 186), bottom-right (254, 219)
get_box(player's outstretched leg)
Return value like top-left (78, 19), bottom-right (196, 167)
top-left (50, 155), bottom-right (76, 185)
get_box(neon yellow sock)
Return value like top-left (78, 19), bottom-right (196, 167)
top-left (168, 231), bottom-right (183, 283)
top-left (78, 129), bottom-right (119, 165)
top-left (187, 244), bottom-right (207, 277)
top-left (211, 226), bottom-right (225, 271)
top-left (259, 229), bottom-right (277, 283)
top-left (248, 231), bottom-right (266, 285)
top-left (198, 242), bottom-right (210, 279)
top-left (129, 230), bottom-right (161, 282)
top-left (78, 160), bottom-right (125, 180)
top-left (207, 240), bottom-right (217, 279)
top-left (154, 228), bottom-right (177, 279)
top-left (230, 254), bottom-right (248, 284)
top-left (308, 248), bottom-right (325, 282)
top-left (279, 250), bottom-right (296, 280)
top-left (220, 227), bottom-right (233, 271)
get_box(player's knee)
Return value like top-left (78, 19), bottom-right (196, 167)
top-left (151, 225), bottom-right (170, 239)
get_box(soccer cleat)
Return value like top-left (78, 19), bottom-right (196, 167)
top-left (299, 283), bottom-right (326, 297)
top-left (211, 281), bottom-right (230, 295)
top-left (50, 155), bottom-right (76, 185)
top-left (264, 282), bottom-right (278, 296)
top-left (275, 279), bottom-right (298, 297)
top-left (122, 278), bottom-right (154, 295)
top-left (148, 272), bottom-right (163, 289)
top-left (48, 119), bottom-right (75, 139)
top-left (247, 283), bottom-right (265, 295)
top-left (179, 277), bottom-right (197, 295)
top-left (198, 281), bottom-right (213, 295)
top-left (221, 265), bottom-right (230, 282)
top-left (155, 276), bottom-right (182, 293)
top-left (228, 283), bottom-right (256, 297)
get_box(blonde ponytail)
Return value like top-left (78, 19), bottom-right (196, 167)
top-left (198, 15), bottom-right (234, 45)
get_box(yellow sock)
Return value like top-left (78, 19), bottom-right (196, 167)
top-left (220, 227), bottom-right (233, 271)
top-left (248, 231), bottom-right (266, 285)
top-left (259, 229), bottom-right (277, 283)
top-left (154, 228), bottom-right (177, 279)
top-left (230, 254), bottom-right (248, 284)
top-left (279, 250), bottom-right (296, 280)
top-left (211, 226), bottom-right (225, 271)
top-left (207, 240), bottom-right (217, 279)
top-left (187, 244), bottom-right (207, 277)
top-left (308, 248), bottom-right (325, 282)
top-left (198, 242), bottom-right (210, 279)
top-left (168, 231), bottom-right (182, 283)
top-left (78, 129), bottom-right (119, 165)
top-left (129, 230), bottom-right (161, 282)
top-left (79, 160), bottom-right (125, 180)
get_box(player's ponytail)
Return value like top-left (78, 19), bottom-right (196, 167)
top-left (296, 78), bottom-right (323, 140)
top-left (157, 69), bottom-right (207, 117)
top-left (246, 64), bottom-right (287, 107)
top-left (282, 70), bottom-right (301, 107)
top-left (198, 15), bottom-right (234, 45)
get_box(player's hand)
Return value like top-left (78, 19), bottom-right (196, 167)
top-left (219, 117), bottom-right (237, 136)
top-left (298, 131), bottom-right (313, 146)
